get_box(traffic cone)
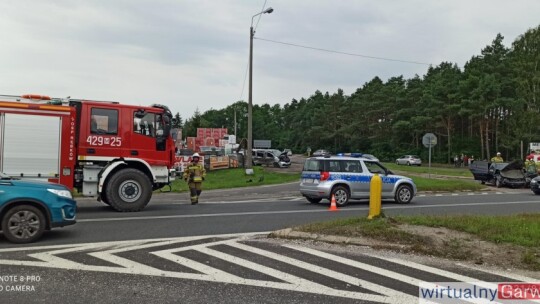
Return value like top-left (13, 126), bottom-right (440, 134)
top-left (328, 195), bottom-right (338, 211)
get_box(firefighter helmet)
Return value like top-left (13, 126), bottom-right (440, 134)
top-left (192, 153), bottom-right (200, 158)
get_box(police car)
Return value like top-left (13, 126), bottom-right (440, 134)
top-left (299, 154), bottom-right (417, 206)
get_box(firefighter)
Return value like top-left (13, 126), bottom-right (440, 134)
top-left (525, 155), bottom-right (537, 175)
top-left (491, 152), bottom-right (504, 163)
top-left (183, 153), bottom-right (206, 204)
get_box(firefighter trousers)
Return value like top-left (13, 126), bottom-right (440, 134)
top-left (188, 182), bottom-right (203, 204)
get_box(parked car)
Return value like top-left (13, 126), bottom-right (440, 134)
top-left (0, 172), bottom-right (77, 243)
top-left (396, 155), bottom-right (422, 166)
top-left (469, 160), bottom-right (527, 188)
top-left (312, 149), bottom-right (331, 157)
top-left (300, 155), bottom-right (417, 206)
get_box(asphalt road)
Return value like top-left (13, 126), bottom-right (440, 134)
top-left (1, 184), bottom-right (539, 303)
top-left (3, 183), bottom-right (539, 248)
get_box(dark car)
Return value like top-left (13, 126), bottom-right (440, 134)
top-left (0, 172), bottom-right (77, 243)
top-left (469, 160), bottom-right (527, 188)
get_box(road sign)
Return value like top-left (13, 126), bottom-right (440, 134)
top-left (254, 140), bottom-right (271, 148)
top-left (423, 133), bottom-right (437, 178)
top-left (422, 133), bottom-right (437, 148)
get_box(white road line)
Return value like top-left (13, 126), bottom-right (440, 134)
top-left (360, 252), bottom-right (512, 290)
top-left (225, 242), bottom-right (419, 303)
top-left (150, 239), bottom-right (399, 302)
top-left (284, 244), bottom-right (422, 286)
top-left (76, 200), bottom-right (540, 223)
top-left (284, 245), bottom-right (488, 304)
top-left (0, 232), bottom-right (264, 252)
top-left (200, 245), bottom-right (392, 302)
top-left (362, 253), bottom-right (540, 303)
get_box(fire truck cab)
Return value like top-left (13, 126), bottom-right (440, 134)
top-left (0, 94), bottom-right (176, 212)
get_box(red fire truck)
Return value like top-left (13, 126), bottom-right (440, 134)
top-left (0, 94), bottom-right (176, 212)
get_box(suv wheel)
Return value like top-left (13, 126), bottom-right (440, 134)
top-left (407, 162), bottom-right (411, 166)
top-left (306, 197), bottom-right (322, 204)
top-left (395, 184), bottom-right (413, 204)
top-left (332, 186), bottom-right (350, 206)
top-left (1, 205), bottom-right (47, 243)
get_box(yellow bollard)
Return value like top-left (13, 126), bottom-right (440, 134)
top-left (368, 173), bottom-right (382, 219)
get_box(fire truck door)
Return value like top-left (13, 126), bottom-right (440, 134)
top-left (131, 111), bottom-right (168, 163)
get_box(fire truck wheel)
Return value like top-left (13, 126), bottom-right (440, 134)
top-left (105, 168), bottom-right (152, 212)
top-left (100, 194), bottom-right (110, 205)
top-left (2, 205), bottom-right (46, 243)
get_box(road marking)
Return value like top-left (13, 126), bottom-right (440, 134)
top-left (77, 200), bottom-right (540, 223)
top-left (0, 234), bottom-right (533, 303)
top-left (282, 245), bottom-right (462, 304)
top-left (227, 242), bottom-right (418, 303)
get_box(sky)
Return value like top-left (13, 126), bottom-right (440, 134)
top-left (1, 0), bottom-right (539, 120)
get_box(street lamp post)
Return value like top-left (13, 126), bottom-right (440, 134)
top-left (246, 7), bottom-right (273, 169)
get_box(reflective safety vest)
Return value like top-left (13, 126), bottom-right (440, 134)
top-left (183, 163), bottom-right (206, 182)
top-left (491, 156), bottom-right (504, 163)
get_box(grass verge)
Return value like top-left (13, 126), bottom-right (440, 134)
top-left (383, 162), bottom-right (473, 177)
top-left (291, 214), bottom-right (540, 271)
top-left (168, 166), bottom-right (300, 192)
top-left (411, 176), bottom-right (483, 192)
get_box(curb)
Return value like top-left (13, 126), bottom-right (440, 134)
top-left (269, 228), bottom-right (398, 248)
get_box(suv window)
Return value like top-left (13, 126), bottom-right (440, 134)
top-left (303, 159), bottom-right (322, 171)
top-left (328, 160), bottom-right (341, 172)
top-left (344, 160), bottom-right (362, 173)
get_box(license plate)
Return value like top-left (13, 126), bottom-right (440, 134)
top-left (303, 178), bottom-right (314, 183)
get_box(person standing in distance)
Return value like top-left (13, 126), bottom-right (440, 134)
top-left (491, 152), bottom-right (504, 163)
top-left (183, 153), bottom-right (206, 204)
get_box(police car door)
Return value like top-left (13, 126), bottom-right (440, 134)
top-left (365, 161), bottom-right (394, 195)
top-left (342, 159), bottom-right (368, 198)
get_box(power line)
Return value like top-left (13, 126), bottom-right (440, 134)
top-left (255, 37), bottom-right (431, 66)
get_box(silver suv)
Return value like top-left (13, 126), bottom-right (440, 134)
top-left (300, 155), bottom-right (417, 206)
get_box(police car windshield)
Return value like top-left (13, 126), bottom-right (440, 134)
top-left (365, 161), bottom-right (387, 174)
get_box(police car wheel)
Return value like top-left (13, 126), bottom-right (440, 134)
top-left (306, 197), bottom-right (322, 204)
top-left (332, 186), bottom-right (349, 206)
top-left (532, 190), bottom-right (540, 195)
top-left (395, 184), bottom-right (413, 204)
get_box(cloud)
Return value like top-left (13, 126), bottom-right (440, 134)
top-left (0, 0), bottom-right (539, 119)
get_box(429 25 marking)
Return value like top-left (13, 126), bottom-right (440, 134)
top-left (86, 136), bottom-right (122, 147)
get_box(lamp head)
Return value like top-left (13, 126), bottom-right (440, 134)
top-left (264, 7), bottom-right (274, 14)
